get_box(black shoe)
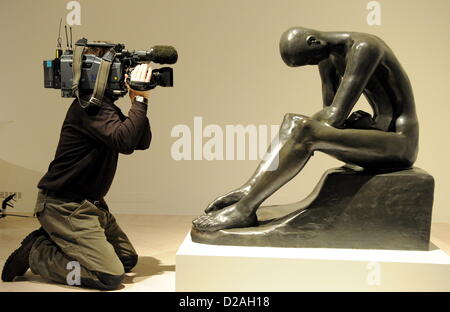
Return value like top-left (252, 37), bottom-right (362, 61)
top-left (1, 228), bottom-right (46, 282)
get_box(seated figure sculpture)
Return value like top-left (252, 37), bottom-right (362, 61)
top-left (192, 27), bottom-right (431, 249)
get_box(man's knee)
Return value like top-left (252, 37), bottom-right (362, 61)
top-left (81, 271), bottom-right (125, 290)
top-left (83, 258), bottom-right (126, 290)
top-left (97, 272), bottom-right (125, 290)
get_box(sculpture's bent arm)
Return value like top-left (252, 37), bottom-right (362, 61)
top-left (318, 59), bottom-right (340, 108)
top-left (313, 42), bottom-right (383, 128)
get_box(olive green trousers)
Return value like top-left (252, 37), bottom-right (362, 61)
top-left (29, 189), bottom-right (138, 290)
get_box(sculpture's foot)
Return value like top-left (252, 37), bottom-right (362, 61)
top-left (205, 188), bottom-right (249, 213)
top-left (193, 204), bottom-right (258, 232)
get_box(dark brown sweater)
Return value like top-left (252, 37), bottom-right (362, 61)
top-left (38, 96), bottom-right (151, 200)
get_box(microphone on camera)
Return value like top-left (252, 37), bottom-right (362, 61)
top-left (143, 46), bottom-right (178, 64)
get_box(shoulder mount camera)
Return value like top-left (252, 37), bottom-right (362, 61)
top-left (43, 36), bottom-right (178, 108)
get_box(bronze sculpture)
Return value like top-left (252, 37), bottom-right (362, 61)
top-left (191, 27), bottom-right (433, 250)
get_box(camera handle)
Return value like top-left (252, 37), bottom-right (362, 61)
top-left (126, 77), bottom-right (157, 91)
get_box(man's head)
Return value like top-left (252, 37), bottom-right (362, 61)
top-left (84, 41), bottom-right (111, 58)
top-left (81, 41), bottom-right (117, 100)
top-left (279, 27), bottom-right (330, 67)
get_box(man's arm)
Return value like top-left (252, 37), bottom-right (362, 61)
top-left (127, 64), bottom-right (153, 151)
top-left (136, 117), bottom-right (152, 150)
top-left (313, 42), bottom-right (383, 128)
top-left (318, 59), bottom-right (340, 107)
top-left (82, 99), bottom-right (149, 154)
top-left (82, 64), bottom-right (154, 154)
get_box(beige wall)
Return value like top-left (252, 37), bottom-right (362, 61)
top-left (0, 0), bottom-right (449, 222)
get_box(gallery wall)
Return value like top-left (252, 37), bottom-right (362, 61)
top-left (0, 0), bottom-right (449, 222)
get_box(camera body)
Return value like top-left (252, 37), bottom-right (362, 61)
top-left (43, 39), bottom-right (177, 100)
top-left (45, 53), bottom-right (125, 97)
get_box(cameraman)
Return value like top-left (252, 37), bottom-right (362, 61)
top-left (2, 46), bottom-right (153, 290)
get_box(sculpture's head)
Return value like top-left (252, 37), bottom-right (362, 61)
top-left (279, 27), bottom-right (330, 67)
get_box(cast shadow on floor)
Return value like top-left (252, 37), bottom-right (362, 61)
top-left (12, 256), bottom-right (174, 291)
top-left (122, 256), bottom-right (175, 284)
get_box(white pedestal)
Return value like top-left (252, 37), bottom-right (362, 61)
top-left (176, 233), bottom-right (450, 292)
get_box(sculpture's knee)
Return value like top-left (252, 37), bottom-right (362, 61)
top-left (282, 113), bottom-right (305, 124)
top-left (281, 113), bottom-right (314, 146)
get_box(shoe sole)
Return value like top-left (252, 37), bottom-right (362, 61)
top-left (1, 228), bottom-right (44, 282)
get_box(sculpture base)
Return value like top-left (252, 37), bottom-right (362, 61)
top-left (191, 167), bottom-right (434, 250)
top-left (176, 234), bottom-right (450, 291)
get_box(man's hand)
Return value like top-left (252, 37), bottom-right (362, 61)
top-left (126, 63), bottom-right (152, 101)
